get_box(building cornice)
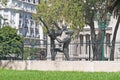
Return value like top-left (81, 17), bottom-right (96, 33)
top-left (0, 7), bottom-right (36, 14)
top-left (82, 27), bottom-right (112, 32)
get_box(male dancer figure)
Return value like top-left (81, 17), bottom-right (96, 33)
top-left (55, 30), bottom-right (74, 60)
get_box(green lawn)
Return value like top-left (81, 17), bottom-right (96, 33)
top-left (0, 69), bottom-right (120, 80)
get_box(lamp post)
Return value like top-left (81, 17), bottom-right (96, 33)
top-left (96, 5), bottom-right (111, 60)
top-left (22, 25), bottom-right (28, 60)
top-left (30, 37), bottom-right (35, 60)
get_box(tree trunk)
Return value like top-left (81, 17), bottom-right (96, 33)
top-left (96, 29), bottom-right (101, 60)
top-left (89, 22), bottom-right (97, 60)
top-left (96, 29), bottom-right (106, 60)
top-left (90, 22), bottom-right (105, 60)
top-left (110, 15), bottom-right (120, 60)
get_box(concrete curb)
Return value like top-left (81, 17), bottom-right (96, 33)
top-left (0, 60), bottom-right (120, 72)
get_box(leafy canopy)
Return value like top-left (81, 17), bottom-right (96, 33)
top-left (0, 26), bottom-right (24, 57)
top-left (36, 0), bottom-right (84, 31)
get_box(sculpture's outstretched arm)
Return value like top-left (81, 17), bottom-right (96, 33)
top-left (52, 21), bottom-right (65, 36)
top-left (52, 21), bottom-right (61, 30)
top-left (38, 16), bottom-right (50, 33)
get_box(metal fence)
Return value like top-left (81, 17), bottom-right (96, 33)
top-left (45, 42), bottom-right (120, 61)
top-left (1, 41), bottom-right (120, 61)
top-left (69, 42), bottom-right (120, 61)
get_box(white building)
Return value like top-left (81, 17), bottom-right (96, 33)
top-left (70, 16), bottom-right (120, 61)
top-left (0, 0), bottom-right (46, 59)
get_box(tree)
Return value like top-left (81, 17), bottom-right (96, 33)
top-left (36, 0), bottom-right (111, 60)
top-left (83, 0), bottom-right (98, 60)
top-left (0, 26), bottom-right (24, 59)
top-left (36, 0), bottom-right (84, 35)
top-left (63, 0), bottom-right (84, 36)
top-left (82, 0), bottom-right (111, 60)
top-left (0, 0), bottom-right (7, 6)
top-left (107, 0), bottom-right (120, 60)
top-left (83, 0), bottom-right (120, 60)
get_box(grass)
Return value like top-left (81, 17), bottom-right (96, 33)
top-left (0, 69), bottom-right (120, 80)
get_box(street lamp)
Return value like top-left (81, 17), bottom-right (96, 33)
top-left (22, 26), bottom-right (28, 60)
top-left (96, 5), bottom-right (111, 60)
top-left (30, 37), bottom-right (36, 60)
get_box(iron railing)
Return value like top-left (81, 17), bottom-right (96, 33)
top-left (0, 41), bottom-right (120, 61)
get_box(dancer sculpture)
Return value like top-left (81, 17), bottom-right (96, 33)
top-left (53, 30), bottom-right (74, 60)
top-left (38, 16), bottom-right (66, 60)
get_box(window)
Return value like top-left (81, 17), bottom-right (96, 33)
top-left (28, 0), bottom-right (30, 2)
top-left (38, 0), bottom-right (40, 4)
top-left (106, 33), bottom-right (111, 46)
top-left (30, 20), bottom-right (34, 27)
top-left (33, 0), bottom-right (35, 3)
top-left (85, 34), bottom-right (90, 45)
top-left (19, 13), bottom-right (23, 18)
top-left (80, 34), bottom-right (83, 46)
top-left (85, 34), bottom-right (90, 54)
top-left (19, 20), bottom-right (22, 27)
top-left (0, 19), bottom-right (1, 28)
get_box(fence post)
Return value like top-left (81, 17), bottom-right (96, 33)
top-left (89, 40), bottom-right (91, 61)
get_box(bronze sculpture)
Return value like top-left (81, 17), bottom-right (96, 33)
top-left (54, 30), bottom-right (74, 60)
top-left (38, 17), bottom-right (66, 60)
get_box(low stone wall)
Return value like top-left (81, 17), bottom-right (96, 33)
top-left (0, 60), bottom-right (120, 72)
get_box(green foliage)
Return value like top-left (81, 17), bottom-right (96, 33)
top-left (23, 47), bottom-right (30, 59)
top-left (107, 0), bottom-right (120, 17)
top-left (24, 47), bottom-right (39, 60)
top-left (0, 26), bottom-right (24, 57)
top-left (36, 0), bottom-right (84, 32)
top-left (83, 0), bottom-right (106, 25)
top-left (1, 69), bottom-right (120, 80)
top-left (36, 0), bottom-right (110, 38)
top-left (36, 0), bottom-right (51, 25)
top-left (64, 0), bottom-right (84, 28)
top-left (1, 0), bottom-right (8, 6)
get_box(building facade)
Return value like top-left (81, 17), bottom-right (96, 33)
top-left (70, 16), bottom-right (120, 61)
top-left (0, 0), bottom-right (46, 59)
top-left (46, 16), bottom-right (120, 61)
